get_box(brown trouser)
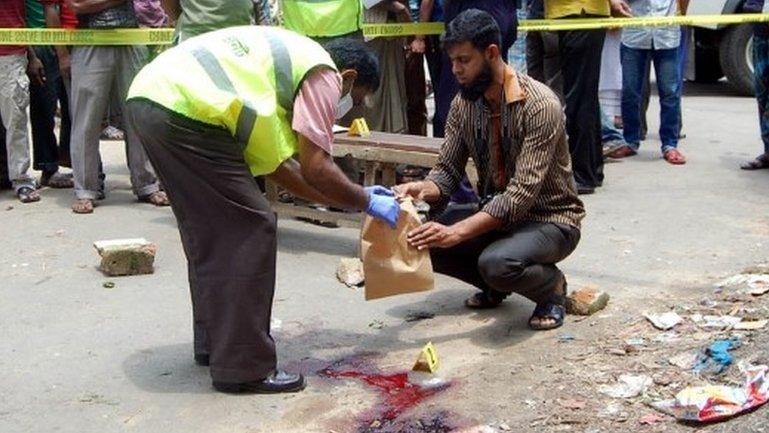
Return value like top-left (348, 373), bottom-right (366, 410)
top-left (126, 99), bottom-right (277, 383)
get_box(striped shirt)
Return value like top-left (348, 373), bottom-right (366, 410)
top-left (426, 66), bottom-right (585, 230)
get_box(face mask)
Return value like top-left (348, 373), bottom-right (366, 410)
top-left (335, 93), bottom-right (354, 120)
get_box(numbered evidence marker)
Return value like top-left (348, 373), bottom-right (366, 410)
top-left (348, 118), bottom-right (371, 138)
top-left (412, 342), bottom-right (439, 373)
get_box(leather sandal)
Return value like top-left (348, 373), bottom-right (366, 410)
top-left (17, 186), bottom-right (41, 203)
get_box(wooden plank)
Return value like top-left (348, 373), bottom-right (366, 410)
top-left (271, 202), bottom-right (363, 228)
top-left (334, 131), bottom-right (443, 154)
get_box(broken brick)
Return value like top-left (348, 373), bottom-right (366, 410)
top-left (94, 238), bottom-right (156, 277)
top-left (565, 287), bottom-right (610, 316)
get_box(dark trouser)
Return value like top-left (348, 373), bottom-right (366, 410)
top-left (0, 121), bottom-right (8, 189)
top-left (126, 100), bottom-right (278, 383)
top-left (754, 28), bottom-right (769, 154)
top-left (430, 205), bottom-right (580, 305)
top-left (30, 46), bottom-right (71, 173)
top-left (405, 47), bottom-right (427, 136)
top-left (526, 30), bottom-right (563, 100)
top-left (559, 27), bottom-right (606, 188)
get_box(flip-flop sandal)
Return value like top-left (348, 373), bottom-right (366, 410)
top-left (740, 154), bottom-right (769, 170)
top-left (17, 186), bottom-right (41, 203)
top-left (528, 303), bottom-right (565, 331)
top-left (464, 291), bottom-right (505, 310)
top-left (139, 191), bottom-right (170, 207)
top-left (663, 149), bottom-right (687, 165)
top-left (72, 198), bottom-right (94, 214)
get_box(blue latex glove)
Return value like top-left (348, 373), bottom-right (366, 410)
top-left (365, 185), bottom-right (399, 229)
top-left (364, 185), bottom-right (395, 197)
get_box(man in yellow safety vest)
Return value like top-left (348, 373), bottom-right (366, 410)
top-left (126, 26), bottom-right (398, 394)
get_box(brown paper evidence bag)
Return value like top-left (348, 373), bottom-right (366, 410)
top-left (360, 198), bottom-right (435, 301)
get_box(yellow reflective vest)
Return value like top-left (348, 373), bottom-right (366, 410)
top-left (128, 26), bottom-right (338, 176)
top-left (281, 0), bottom-right (362, 37)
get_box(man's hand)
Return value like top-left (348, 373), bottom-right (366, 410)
top-left (609, 0), bottom-right (633, 17)
top-left (27, 53), bottom-right (45, 86)
top-left (407, 222), bottom-right (463, 250)
top-left (409, 37), bottom-right (426, 54)
top-left (394, 180), bottom-right (441, 202)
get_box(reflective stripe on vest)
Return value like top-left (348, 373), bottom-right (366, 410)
top-left (281, 0), bottom-right (361, 37)
top-left (190, 46), bottom-right (258, 147)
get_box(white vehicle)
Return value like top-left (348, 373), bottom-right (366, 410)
top-left (687, 0), bottom-right (769, 95)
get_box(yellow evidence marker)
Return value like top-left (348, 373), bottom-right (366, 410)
top-left (348, 117), bottom-right (371, 137)
top-left (412, 342), bottom-right (439, 373)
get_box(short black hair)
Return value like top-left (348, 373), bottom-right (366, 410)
top-left (323, 38), bottom-right (381, 91)
top-left (441, 9), bottom-right (501, 52)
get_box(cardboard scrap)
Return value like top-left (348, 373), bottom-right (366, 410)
top-left (644, 311), bottom-right (683, 330)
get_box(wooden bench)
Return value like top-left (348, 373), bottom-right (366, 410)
top-left (266, 131), bottom-right (477, 228)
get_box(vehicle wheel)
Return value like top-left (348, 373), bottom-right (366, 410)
top-left (720, 24), bottom-right (755, 96)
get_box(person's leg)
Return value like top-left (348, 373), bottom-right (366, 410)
top-left (0, 54), bottom-right (36, 199)
top-left (601, 106), bottom-right (625, 145)
top-left (29, 47), bottom-right (61, 178)
top-left (526, 31), bottom-right (546, 83)
top-left (640, 54), bottom-right (651, 140)
top-left (424, 35), bottom-right (442, 91)
top-left (559, 28), bottom-right (606, 189)
top-left (430, 205), bottom-right (495, 291)
top-left (57, 67), bottom-right (72, 168)
top-left (115, 46), bottom-right (161, 199)
top-left (477, 222), bottom-right (580, 304)
top-left (755, 30), bottom-right (769, 155)
top-left (652, 48), bottom-right (682, 154)
top-left (620, 45), bottom-right (648, 151)
top-left (542, 31), bottom-right (564, 100)
top-left (69, 46), bottom-right (113, 205)
top-left (405, 48), bottom-right (427, 136)
top-left (127, 101), bottom-right (283, 387)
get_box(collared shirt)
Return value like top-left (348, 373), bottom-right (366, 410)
top-left (426, 66), bottom-right (585, 230)
top-left (544, 0), bottom-right (610, 19)
top-left (622, 0), bottom-right (680, 50)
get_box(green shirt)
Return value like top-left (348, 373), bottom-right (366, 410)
top-left (176, 0), bottom-right (254, 42)
top-left (25, 0), bottom-right (46, 29)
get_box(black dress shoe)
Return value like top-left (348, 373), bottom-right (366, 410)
top-left (194, 354), bottom-right (210, 366)
top-left (576, 183), bottom-right (595, 195)
top-left (213, 370), bottom-right (306, 394)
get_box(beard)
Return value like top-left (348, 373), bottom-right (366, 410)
top-left (459, 61), bottom-right (493, 101)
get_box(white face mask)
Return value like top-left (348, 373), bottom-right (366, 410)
top-left (335, 93), bottom-right (353, 120)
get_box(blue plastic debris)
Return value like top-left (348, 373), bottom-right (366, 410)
top-left (693, 339), bottom-right (741, 376)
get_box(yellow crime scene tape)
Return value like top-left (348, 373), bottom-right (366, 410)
top-left (0, 14), bottom-right (768, 45)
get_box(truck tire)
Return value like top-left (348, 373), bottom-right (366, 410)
top-left (720, 24), bottom-right (755, 96)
